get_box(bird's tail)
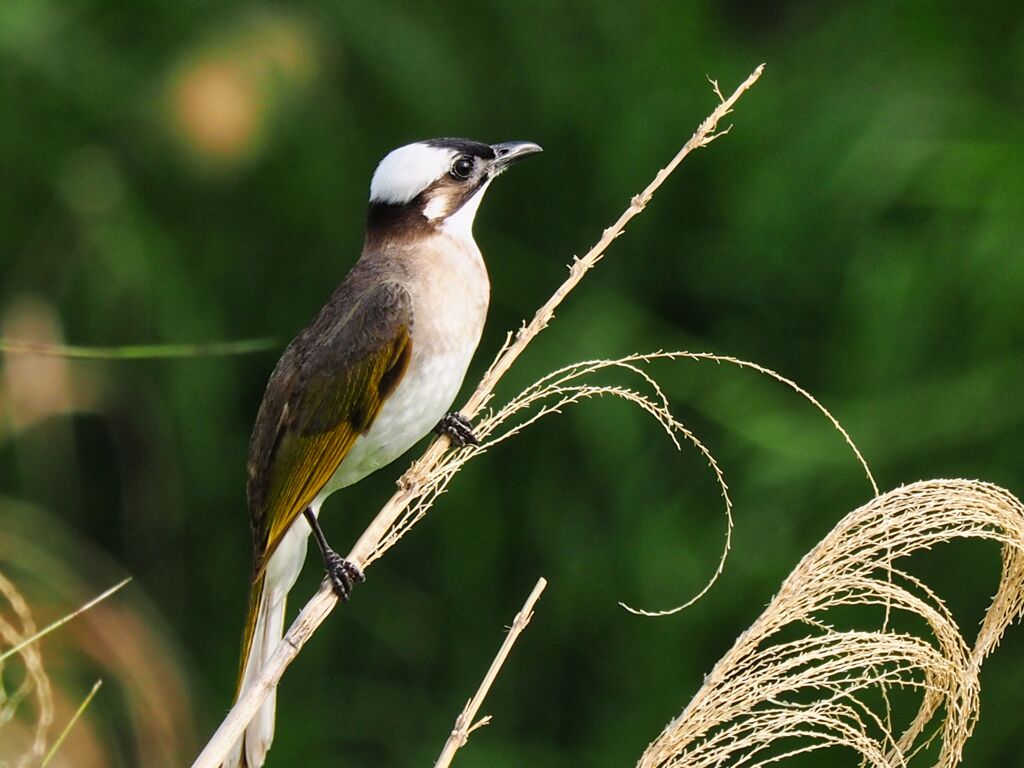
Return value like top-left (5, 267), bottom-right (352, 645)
top-left (223, 572), bottom-right (286, 768)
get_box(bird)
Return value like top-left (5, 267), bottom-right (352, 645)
top-left (225, 137), bottom-right (542, 768)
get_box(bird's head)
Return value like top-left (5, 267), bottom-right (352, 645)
top-left (366, 138), bottom-right (542, 243)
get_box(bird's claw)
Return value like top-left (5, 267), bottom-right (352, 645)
top-left (324, 551), bottom-right (365, 602)
top-left (434, 411), bottom-right (480, 447)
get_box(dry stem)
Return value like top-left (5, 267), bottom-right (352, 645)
top-left (190, 64), bottom-right (765, 768)
top-left (434, 577), bottom-right (547, 768)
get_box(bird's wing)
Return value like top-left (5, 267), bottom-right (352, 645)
top-left (246, 280), bottom-right (413, 577)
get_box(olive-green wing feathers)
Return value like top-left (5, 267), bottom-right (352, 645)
top-left (246, 280), bottom-right (413, 577)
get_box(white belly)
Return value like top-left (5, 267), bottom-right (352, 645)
top-left (323, 341), bottom-right (477, 491)
top-left (319, 232), bottom-right (489, 496)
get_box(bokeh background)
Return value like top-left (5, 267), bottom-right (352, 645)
top-left (2, 2), bottom-right (1023, 766)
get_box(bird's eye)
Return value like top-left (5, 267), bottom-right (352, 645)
top-left (451, 156), bottom-right (474, 180)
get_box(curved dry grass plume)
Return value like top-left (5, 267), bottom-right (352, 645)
top-left (370, 350), bottom-right (878, 616)
top-left (639, 479), bottom-right (1024, 768)
top-left (368, 352), bottom-right (736, 566)
top-left (0, 503), bottom-right (148, 766)
top-left (0, 570), bottom-right (53, 766)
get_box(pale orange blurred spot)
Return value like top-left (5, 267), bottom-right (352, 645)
top-left (2, 297), bottom-right (76, 433)
top-left (163, 10), bottom-right (323, 172)
top-left (171, 58), bottom-right (261, 163)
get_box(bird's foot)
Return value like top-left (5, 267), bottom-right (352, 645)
top-left (434, 411), bottom-right (480, 447)
top-left (303, 506), bottom-right (365, 602)
top-left (323, 550), bottom-right (365, 602)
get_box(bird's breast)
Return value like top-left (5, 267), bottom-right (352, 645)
top-left (323, 234), bottom-right (489, 492)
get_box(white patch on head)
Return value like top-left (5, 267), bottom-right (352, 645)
top-left (369, 143), bottom-right (457, 204)
top-left (440, 179), bottom-right (492, 244)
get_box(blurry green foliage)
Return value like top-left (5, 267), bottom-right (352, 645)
top-left (1, 1), bottom-right (1023, 766)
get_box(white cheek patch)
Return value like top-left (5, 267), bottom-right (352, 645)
top-left (422, 194), bottom-right (449, 221)
top-left (369, 143), bottom-right (457, 204)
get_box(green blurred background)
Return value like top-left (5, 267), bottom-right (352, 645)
top-left (2, 1), bottom-right (1023, 766)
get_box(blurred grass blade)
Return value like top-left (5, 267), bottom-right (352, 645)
top-left (40, 679), bottom-right (103, 768)
top-left (0, 577), bottom-right (131, 662)
top-left (0, 337), bottom-right (277, 360)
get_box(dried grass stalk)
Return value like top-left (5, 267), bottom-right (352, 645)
top-left (434, 577), bottom-right (547, 768)
top-left (638, 479), bottom-right (1024, 768)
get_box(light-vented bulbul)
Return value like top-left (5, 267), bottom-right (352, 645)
top-left (225, 138), bottom-right (542, 768)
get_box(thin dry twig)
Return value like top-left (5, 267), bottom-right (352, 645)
top-left (637, 479), bottom-right (1024, 768)
top-left (434, 577), bottom-right (547, 768)
top-left (190, 64), bottom-right (766, 768)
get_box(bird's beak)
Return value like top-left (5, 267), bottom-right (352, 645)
top-left (490, 141), bottom-right (543, 174)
